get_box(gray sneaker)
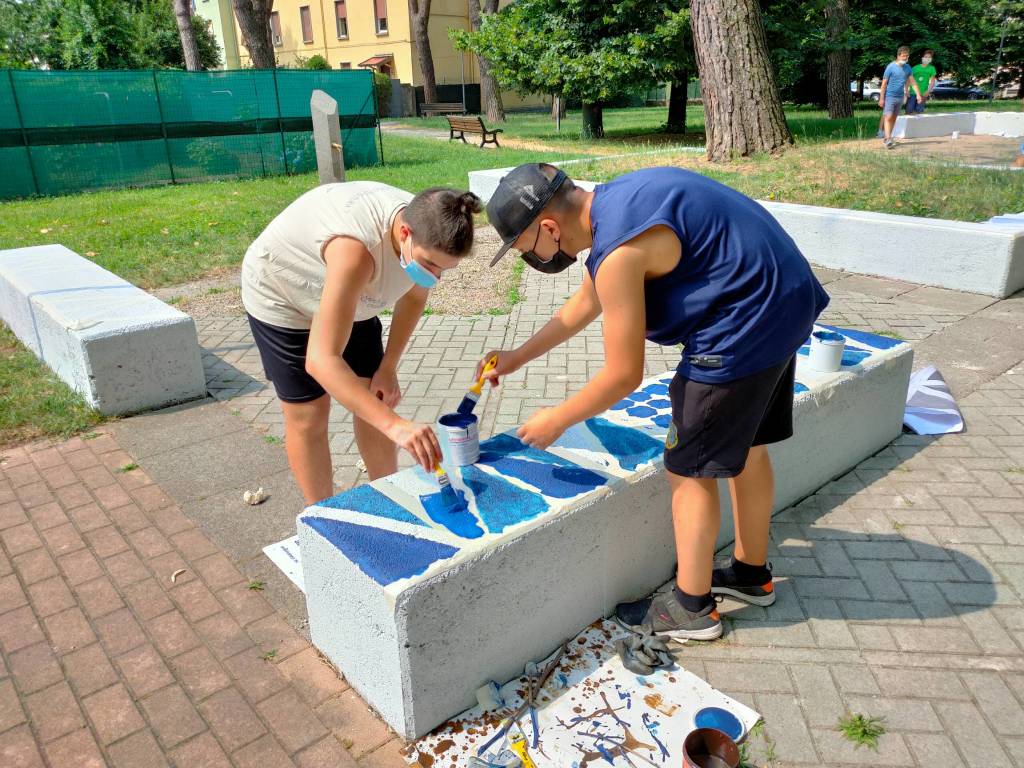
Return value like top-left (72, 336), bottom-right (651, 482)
top-left (614, 589), bottom-right (723, 641)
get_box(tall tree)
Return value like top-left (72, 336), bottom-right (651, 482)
top-left (173, 0), bottom-right (203, 70)
top-left (825, 0), bottom-right (853, 118)
top-left (458, 0), bottom-right (688, 139)
top-left (666, 69), bottom-right (689, 133)
top-left (232, 0), bottom-right (275, 68)
top-left (691, 0), bottom-right (792, 161)
top-left (465, 0), bottom-right (504, 122)
top-left (409, 0), bottom-right (437, 104)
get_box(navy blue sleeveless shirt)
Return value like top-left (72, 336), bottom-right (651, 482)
top-left (586, 167), bottom-right (829, 383)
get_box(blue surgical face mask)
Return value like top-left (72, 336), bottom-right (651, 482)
top-left (399, 236), bottom-right (438, 289)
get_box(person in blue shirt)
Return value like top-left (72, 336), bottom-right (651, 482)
top-left (880, 46), bottom-right (923, 148)
top-left (478, 164), bottom-right (829, 640)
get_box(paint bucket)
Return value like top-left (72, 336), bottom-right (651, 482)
top-left (682, 728), bottom-right (740, 768)
top-left (808, 330), bottom-right (846, 373)
top-left (437, 413), bottom-right (480, 466)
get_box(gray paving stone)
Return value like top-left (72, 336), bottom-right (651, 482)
top-left (831, 665), bottom-right (881, 695)
top-left (703, 661), bottom-right (793, 693)
top-left (790, 665), bottom-right (845, 728)
top-left (904, 732), bottom-right (966, 768)
top-left (960, 671), bottom-right (1024, 737)
top-left (933, 701), bottom-right (1014, 768)
top-left (756, 692), bottom-right (819, 763)
top-left (873, 668), bottom-right (970, 700)
top-left (844, 695), bottom-right (943, 732)
top-left (811, 727), bottom-right (914, 765)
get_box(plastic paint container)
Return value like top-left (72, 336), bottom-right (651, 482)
top-left (682, 728), bottom-right (740, 768)
top-left (438, 412), bottom-right (480, 466)
top-left (808, 330), bottom-right (846, 373)
top-left (693, 707), bottom-right (744, 742)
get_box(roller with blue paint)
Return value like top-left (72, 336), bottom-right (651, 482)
top-left (457, 355), bottom-right (499, 415)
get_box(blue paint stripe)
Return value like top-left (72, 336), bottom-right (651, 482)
top-left (461, 465), bottom-right (550, 534)
top-left (304, 516), bottom-right (459, 585)
top-left (318, 484), bottom-right (427, 527)
top-left (585, 417), bottom-right (663, 471)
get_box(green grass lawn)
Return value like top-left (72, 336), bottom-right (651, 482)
top-left (394, 100), bottom-right (1022, 146)
top-left (1, 325), bottom-right (104, 448)
top-left (0, 99), bottom-right (1021, 446)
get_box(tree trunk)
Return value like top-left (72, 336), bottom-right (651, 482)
top-left (581, 102), bottom-right (603, 138)
top-left (825, 0), bottom-right (853, 119)
top-left (666, 68), bottom-right (688, 133)
top-left (551, 95), bottom-right (566, 120)
top-left (856, 79), bottom-right (864, 100)
top-left (691, 0), bottom-right (792, 161)
top-left (469, 0), bottom-right (504, 122)
top-left (409, 0), bottom-right (437, 104)
top-left (173, 0), bottom-right (203, 70)
top-left (232, 0), bottom-right (275, 68)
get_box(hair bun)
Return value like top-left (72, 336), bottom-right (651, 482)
top-left (459, 192), bottom-right (483, 216)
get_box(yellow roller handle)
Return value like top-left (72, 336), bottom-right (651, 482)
top-left (469, 355), bottom-right (499, 397)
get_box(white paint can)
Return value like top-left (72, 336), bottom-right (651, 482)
top-left (951, 130), bottom-right (960, 140)
top-left (808, 330), bottom-right (846, 372)
top-left (437, 413), bottom-right (480, 466)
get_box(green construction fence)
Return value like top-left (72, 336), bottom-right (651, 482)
top-left (0, 68), bottom-right (381, 200)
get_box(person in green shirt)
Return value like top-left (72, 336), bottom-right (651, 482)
top-left (907, 50), bottom-right (937, 114)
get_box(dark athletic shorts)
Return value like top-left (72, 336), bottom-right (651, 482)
top-left (664, 356), bottom-right (796, 478)
top-left (247, 313), bottom-right (384, 403)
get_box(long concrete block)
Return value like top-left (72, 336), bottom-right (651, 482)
top-left (298, 326), bottom-right (913, 738)
top-left (894, 110), bottom-right (1024, 139)
top-left (0, 244), bottom-right (206, 415)
top-left (468, 168), bottom-right (1024, 297)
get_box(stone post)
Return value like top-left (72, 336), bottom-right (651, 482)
top-left (310, 89), bottom-right (345, 185)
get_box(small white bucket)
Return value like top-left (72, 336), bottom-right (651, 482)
top-left (808, 330), bottom-right (846, 372)
top-left (437, 413), bottom-right (480, 466)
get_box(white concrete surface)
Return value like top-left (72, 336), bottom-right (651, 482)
top-left (0, 244), bottom-right (207, 415)
top-left (298, 327), bottom-right (913, 738)
top-left (760, 200), bottom-right (1024, 297)
top-left (468, 168), bottom-right (1024, 298)
top-left (894, 110), bottom-right (1024, 139)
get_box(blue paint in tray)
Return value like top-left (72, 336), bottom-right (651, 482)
top-left (304, 516), bottom-right (458, 585)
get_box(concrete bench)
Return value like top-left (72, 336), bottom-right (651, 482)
top-left (468, 168), bottom-right (1024, 298)
top-left (298, 325), bottom-right (913, 738)
top-left (894, 110), bottom-right (1024, 139)
top-left (0, 244), bottom-right (207, 415)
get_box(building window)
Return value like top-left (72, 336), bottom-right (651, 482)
top-left (299, 6), bottom-right (313, 44)
top-left (270, 11), bottom-right (282, 46)
top-left (334, 1), bottom-right (348, 38)
top-left (339, 62), bottom-right (352, 69)
top-left (374, 0), bottom-right (388, 34)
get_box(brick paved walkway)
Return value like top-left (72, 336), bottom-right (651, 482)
top-left (4, 253), bottom-right (1024, 766)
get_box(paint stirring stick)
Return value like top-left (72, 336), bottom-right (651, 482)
top-left (456, 356), bottom-right (499, 415)
top-left (434, 463), bottom-right (463, 511)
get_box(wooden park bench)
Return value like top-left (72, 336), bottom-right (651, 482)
top-left (420, 101), bottom-right (466, 117)
top-left (446, 115), bottom-right (503, 148)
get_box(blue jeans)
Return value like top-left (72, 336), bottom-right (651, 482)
top-left (906, 93), bottom-right (926, 114)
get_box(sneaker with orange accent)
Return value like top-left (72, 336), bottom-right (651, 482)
top-left (614, 589), bottom-right (723, 641)
top-left (711, 559), bottom-right (776, 606)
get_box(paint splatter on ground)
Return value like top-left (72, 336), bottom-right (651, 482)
top-left (404, 620), bottom-right (760, 767)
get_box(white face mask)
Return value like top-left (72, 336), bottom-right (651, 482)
top-left (922, 57), bottom-right (932, 65)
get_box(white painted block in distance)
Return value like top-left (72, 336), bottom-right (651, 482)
top-left (759, 200), bottom-right (1024, 298)
top-left (0, 244), bottom-right (206, 415)
top-left (469, 167), bottom-right (1024, 297)
top-left (298, 327), bottom-right (912, 739)
top-left (894, 111), bottom-right (1024, 139)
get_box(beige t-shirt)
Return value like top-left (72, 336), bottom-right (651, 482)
top-left (241, 181), bottom-right (414, 329)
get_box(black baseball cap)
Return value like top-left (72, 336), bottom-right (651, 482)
top-left (486, 163), bottom-right (568, 267)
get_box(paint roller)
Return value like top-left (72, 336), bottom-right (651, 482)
top-left (457, 355), bottom-right (499, 415)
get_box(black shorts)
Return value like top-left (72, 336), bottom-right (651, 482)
top-left (664, 357), bottom-right (796, 478)
top-left (247, 313), bottom-right (384, 403)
